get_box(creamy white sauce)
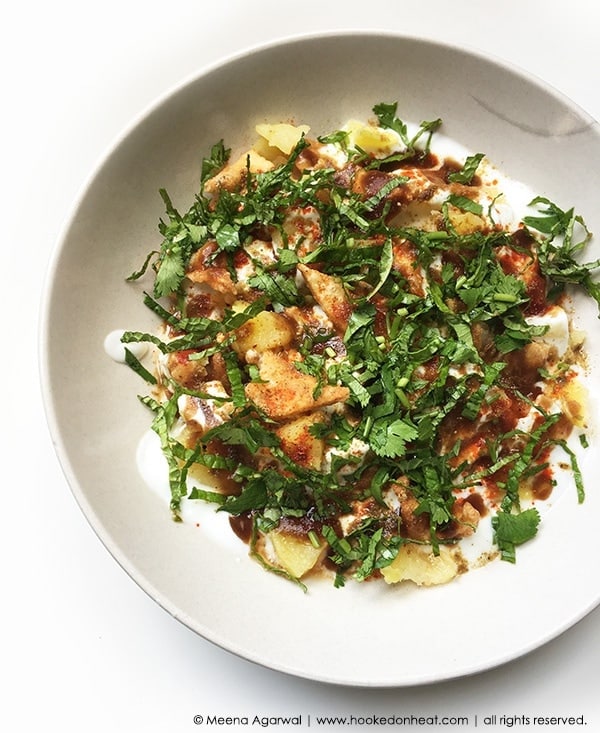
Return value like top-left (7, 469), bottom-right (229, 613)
top-left (104, 328), bottom-right (148, 363)
top-left (322, 437), bottom-right (370, 476)
top-left (423, 130), bottom-right (539, 229)
top-left (136, 429), bottom-right (243, 552)
top-left (457, 514), bottom-right (496, 567)
top-left (177, 381), bottom-right (232, 431)
top-left (526, 305), bottom-right (570, 357)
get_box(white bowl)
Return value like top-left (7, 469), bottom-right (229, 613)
top-left (40, 31), bottom-right (600, 687)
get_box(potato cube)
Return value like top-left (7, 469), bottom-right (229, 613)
top-left (270, 531), bottom-right (324, 578)
top-left (275, 413), bottom-right (325, 470)
top-left (255, 123), bottom-right (311, 155)
top-left (344, 120), bottom-right (400, 157)
top-left (447, 206), bottom-right (487, 235)
top-left (381, 544), bottom-right (458, 586)
top-left (233, 310), bottom-right (295, 357)
top-left (561, 377), bottom-right (588, 428)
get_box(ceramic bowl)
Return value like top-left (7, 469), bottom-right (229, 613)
top-left (40, 31), bottom-right (600, 686)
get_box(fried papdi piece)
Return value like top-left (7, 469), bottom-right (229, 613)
top-left (203, 150), bottom-right (275, 195)
top-left (275, 412), bottom-right (325, 470)
top-left (245, 350), bottom-right (349, 420)
top-left (297, 264), bottom-right (352, 334)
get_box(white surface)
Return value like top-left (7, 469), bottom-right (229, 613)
top-left (3, 0), bottom-right (599, 730)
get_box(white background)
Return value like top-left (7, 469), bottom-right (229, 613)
top-left (3, 1), bottom-right (599, 731)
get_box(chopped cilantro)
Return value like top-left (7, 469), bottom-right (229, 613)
top-left (368, 417), bottom-right (418, 459)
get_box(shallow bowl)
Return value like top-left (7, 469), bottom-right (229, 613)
top-left (41, 31), bottom-right (600, 686)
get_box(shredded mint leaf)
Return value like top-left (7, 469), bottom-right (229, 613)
top-left (222, 349), bottom-right (246, 408)
top-left (368, 237), bottom-right (394, 298)
top-left (446, 193), bottom-right (483, 216)
top-left (318, 129), bottom-right (349, 147)
top-left (344, 302), bottom-right (376, 342)
top-left (188, 487), bottom-right (228, 505)
top-left (126, 250), bottom-right (158, 282)
top-left (219, 480), bottom-right (268, 515)
top-left (123, 347), bottom-right (157, 384)
top-left (206, 417), bottom-right (280, 455)
top-left (524, 197), bottom-right (600, 313)
top-left (448, 153), bottom-right (485, 184)
top-left (248, 267), bottom-right (302, 306)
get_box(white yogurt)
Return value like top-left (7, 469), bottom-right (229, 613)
top-left (136, 429), bottom-right (243, 552)
top-left (104, 328), bottom-right (148, 363)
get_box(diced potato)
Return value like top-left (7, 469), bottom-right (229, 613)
top-left (270, 531), bottom-right (324, 578)
top-left (297, 264), bottom-right (352, 334)
top-left (447, 206), bottom-right (487, 235)
top-left (204, 150), bottom-right (275, 195)
top-left (230, 299), bottom-right (252, 313)
top-left (561, 377), bottom-right (588, 428)
top-left (569, 328), bottom-right (586, 352)
top-left (233, 310), bottom-right (295, 357)
top-left (344, 120), bottom-right (401, 157)
top-left (255, 123), bottom-right (311, 155)
top-left (245, 350), bottom-right (349, 420)
top-left (166, 350), bottom-right (207, 390)
top-left (381, 544), bottom-right (459, 586)
top-left (276, 413), bottom-right (325, 470)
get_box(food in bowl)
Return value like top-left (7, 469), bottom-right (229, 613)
top-left (120, 102), bottom-right (596, 589)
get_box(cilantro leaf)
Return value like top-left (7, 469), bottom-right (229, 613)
top-left (201, 140), bottom-right (230, 185)
top-left (372, 101), bottom-right (441, 156)
top-left (369, 417), bottom-right (418, 459)
top-left (153, 189), bottom-right (195, 296)
top-left (215, 223), bottom-right (240, 252)
top-left (373, 101), bottom-right (408, 141)
top-left (154, 240), bottom-right (187, 297)
top-left (492, 508), bottom-right (541, 563)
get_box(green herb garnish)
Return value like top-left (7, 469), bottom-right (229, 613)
top-left (122, 103), bottom-right (594, 587)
